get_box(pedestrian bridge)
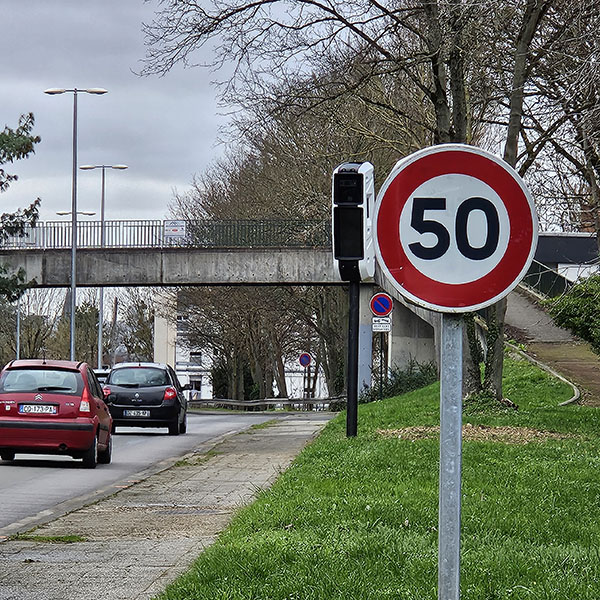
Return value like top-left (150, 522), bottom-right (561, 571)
top-left (0, 219), bottom-right (339, 287)
top-left (0, 219), bottom-right (592, 289)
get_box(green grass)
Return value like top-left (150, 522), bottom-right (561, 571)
top-left (175, 448), bottom-right (222, 467)
top-left (249, 419), bottom-right (279, 431)
top-left (10, 533), bottom-right (86, 544)
top-left (156, 355), bottom-right (600, 599)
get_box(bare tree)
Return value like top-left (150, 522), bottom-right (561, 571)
top-left (145, 0), bottom-right (600, 401)
top-left (119, 288), bottom-right (155, 362)
top-left (0, 290), bottom-right (64, 363)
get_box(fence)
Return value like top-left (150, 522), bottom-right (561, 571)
top-left (0, 219), bottom-right (332, 250)
top-left (189, 396), bottom-right (345, 411)
top-left (521, 259), bottom-right (572, 298)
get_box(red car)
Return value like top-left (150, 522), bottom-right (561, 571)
top-left (0, 359), bottom-right (113, 468)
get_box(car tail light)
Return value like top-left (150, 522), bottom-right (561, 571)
top-left (103, 386), bottom-right (111, 398)
top-left (163, 387), bottom-right (177, 401)
top-left (79, 389), bottom-right (92, 415)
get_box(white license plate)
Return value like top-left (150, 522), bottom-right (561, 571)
top-left (123, 409), bottom-right (150, 417)
top-left (19, 404), bottom-right (57, 414)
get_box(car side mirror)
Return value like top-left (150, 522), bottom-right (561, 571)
top-left (183, 383), bottom-right (192, 391)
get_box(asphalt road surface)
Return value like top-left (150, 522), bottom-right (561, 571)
top-left (0, 411), bottom-right (272, 536)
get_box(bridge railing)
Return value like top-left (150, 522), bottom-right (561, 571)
top-left (521, 259), bottom-right (573, 298)
top-left (0, 219), bottom-right (332, 250)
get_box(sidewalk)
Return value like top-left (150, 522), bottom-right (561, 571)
top-left (0, 412), bottom-right (335, 600)
top-left (506, 288), bottom-right (600, 405)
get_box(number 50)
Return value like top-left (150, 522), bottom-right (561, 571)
top-left (408, 197), bottom-right (500, 261)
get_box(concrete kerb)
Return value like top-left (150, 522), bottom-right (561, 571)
top-left (505, 341), bottom-right (581, 406)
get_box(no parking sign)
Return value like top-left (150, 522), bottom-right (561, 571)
top-left (370, 292), bottom-right (393, 317)
top-left (299, 353), bottom-right (312, 368)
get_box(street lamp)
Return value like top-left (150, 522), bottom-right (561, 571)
top-left (79, 164), bottom-right (128, 369)
top-left (44, 87), bottom-right (108, 361)
top-left (56, 211), bottom-right (96, 216)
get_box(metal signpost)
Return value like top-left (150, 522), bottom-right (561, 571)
top-left (370, 292), bottom-right (393, 401)
top-left (374, 144), bottom-right (538, 600)
top-left (299, 353), bottom-right (312, 399)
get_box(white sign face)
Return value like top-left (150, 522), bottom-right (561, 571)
top-left (372, 316), bottom-right (391, 331)
top-left (399, 174), bottom-right (510, 285)
top-left (164, 220), bottom-right (187, 238)
top-left (375, 144), bottom-right (538, 313)
top-left (372, 316), bottom-right (391, 324)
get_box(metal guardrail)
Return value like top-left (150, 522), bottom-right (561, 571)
top-left (0, 219), bottom-right (332, 250)
top-left (190, 396), bottom-right (345, 411)
top-left (521, 259), bottom-right (573, 298)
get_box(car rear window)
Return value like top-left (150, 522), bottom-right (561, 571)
top-left (0, 368), bottom-right (83, 395)
top-left (108, 367), bottom-right (169, 387)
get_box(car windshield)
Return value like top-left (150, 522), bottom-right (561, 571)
top-left (109, 367), bottom-right (169, 387)
top-left (0, 368), bottom-right (81, 394)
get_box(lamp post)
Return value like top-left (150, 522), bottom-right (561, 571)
top-left (79, 164), bottom-right (128, 369)
top-left (44, 87), bottom-right (107, 361)
top-left (56, 211), bottom-right (96, 216)
top-left (16, 295), bottom-right (21, 360)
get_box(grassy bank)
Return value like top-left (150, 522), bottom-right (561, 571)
top-left (158, 356), bottom-right (600, 599)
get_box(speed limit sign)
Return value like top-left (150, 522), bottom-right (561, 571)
top-left (375, 144), bottom-right (538, 312)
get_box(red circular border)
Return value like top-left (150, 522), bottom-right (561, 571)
top-left (370, 293), bottom-right (393, 317)
top-left (376, 150), bottom-right (535, 309)
top-left (299, 353), bottom-right (312, 367)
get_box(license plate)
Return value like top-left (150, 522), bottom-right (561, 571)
top-left (123, 409), bottom-right (150, 417)
top-left (19, 404), bottom-right (57, 414)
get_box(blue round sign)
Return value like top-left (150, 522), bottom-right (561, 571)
top-left (299, 353), bottom-right (312, 367)
top-left (370, 293), bottom-right (393, 317)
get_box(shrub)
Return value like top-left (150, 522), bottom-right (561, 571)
top-left (359, 359), bottom-right (438, 404)
top-left (545, 274), bottom-right (600, 351)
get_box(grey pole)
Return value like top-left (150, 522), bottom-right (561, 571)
top-left (79, 163), bottom-right (127, 369)
top-left (44, 87), bottom-right (108, 362)
top-left (346, 280), bottom-right (360, 437)
top-left (16, 295), bottom-right (21, 360)
top-left (97, 166), bottom-right (106, 369)
top-left (438, 313), bottom-right (463, 600)
top-left (69, 89), bottom-right (78, 361)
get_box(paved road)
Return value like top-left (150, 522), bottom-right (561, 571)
top-left (0, 412), bottom-right (273, 536)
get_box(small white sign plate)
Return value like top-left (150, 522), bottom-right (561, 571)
top-left (372, 316), bottom-right (391, 332)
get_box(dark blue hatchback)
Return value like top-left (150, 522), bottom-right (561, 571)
top-left (103, 362), bottom-right (189, 435)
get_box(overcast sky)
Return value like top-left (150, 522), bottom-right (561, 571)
top-left (1, 1), bottom-right (225, 223)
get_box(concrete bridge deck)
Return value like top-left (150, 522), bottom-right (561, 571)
top-left (0, 247), bottom-right (339, 287)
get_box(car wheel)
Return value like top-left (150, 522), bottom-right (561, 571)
top-left (82, 435), bottom-right (98, 469)
top-left (97, 433), bottom-right (112, 465)
top-left (168, 419), bottom-right (180, 436)
top-left (1, 451), bottom-right (15, 461)
top-left (179, 413), bottom-right (187, 434)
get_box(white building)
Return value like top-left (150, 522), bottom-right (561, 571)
top-left (153, 314), bottom-right (327, 400)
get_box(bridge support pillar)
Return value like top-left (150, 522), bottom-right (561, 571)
top-left (358, 283), bottom-right (374, 395)
top-left (154, 314), bottom-right (176, 366)
top-left (387, 301), bottom-right (437, 371)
